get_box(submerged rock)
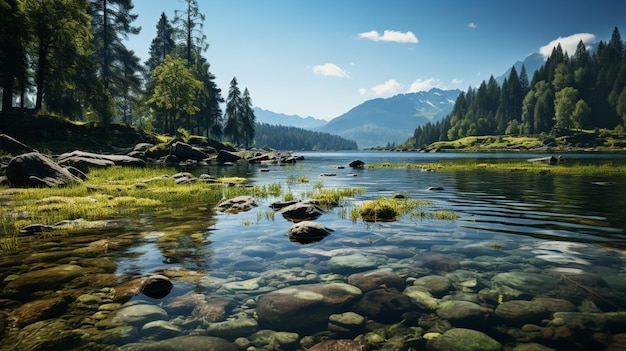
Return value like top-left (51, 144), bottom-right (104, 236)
top-left (429, 328), bottom-right (502, 351)
top-left (118, 335), bottom-right (237, 351)
top-left (3, 264), bottom-right (85, 300)
top-left (256, 283), bottom-right (362, 331)
top-left (348, 269), bottom-right (406, 292)
top-left (309, 340), bottom-right (367, 351)
top-left (349, 160), bottom-right (365, 168)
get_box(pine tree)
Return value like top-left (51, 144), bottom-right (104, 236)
top-left (224, 77), bottom-right (242, 145)
top-left (145, 13), bottom-right (176, 72)
top-left (89, 0), bottom-right (140, 125)
top-left (241, 88), bottom-right (256, 148)
top-left (173, 0), bottom-right (207, 66)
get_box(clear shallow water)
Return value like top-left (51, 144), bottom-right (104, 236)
top-left (3, 151), bottom-right (626, 350)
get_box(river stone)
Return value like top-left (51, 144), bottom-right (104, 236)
top-left (491, 272), bottom-right (559, 295)
top-left (249, 330), bottom-right (300, 350)
top-left (118, 335), bottom-right (237, 351)
top-left (170, 141), bottom-right (208, 161)
top-left (141, 320), bottom-right (182, 337)
top-left (206, 312), bottom-right (259, 337)
top-left (328, 311), bottom-right (366, 332)
top-left (404, 286), bottom-right (439, 311)
top-left (141, 274), bottom-right (173, 299)
top-left (111, 304), bottom-right (168, 326)
top-left (348, 160), bottom-right (365, 168)
top-left (309, 339), bottom-right (366, 351)
top-left (411, 275), bottom-right (452, 296)
top-left (348, 269), bottom-right (406, 292)
top-left (287, 221), bottom-right (333, 243)
top-left (327, 254), bottom-right (378, 274)
top-left (495, 298), bottom-right (576, 325)
top-left (419, 252), bottom-right (460, 271)
top-left (436, 300), bottom-right (492, 324)
top-left (429, 328), bottom-right (502, 351)
top-left (216, 195), bottom-right (257, 213)
top-left (6, 152), bottom-right (80, 187)
top-left (353, 288), bottom-right (414, 322)
top-left (280, 201), bottom-right (325, 222)
top-left (551, 312), bottom-right (607, 331)
top-left (3, 264), bottom-right (85, 299)
top-left (256, 283), bottom-right (362, 331)
top-left (9, 296), bottom-right (68, 327)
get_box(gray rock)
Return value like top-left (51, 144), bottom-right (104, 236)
top-left (411, 275), bottom-right (451, 296)
top-left (217, 150), bottom-right (242, 163)
top-left (327, 254), bottom-right (378, 274)
top-left (170, 141), bottom-right (208, 161)
top-left (6, 152), bottom-right (80, 187)
top-left (436, 300), bottom-right (492, 324)
top-left (429, 328), bottom-right (502, 351)
top-left (216, 196), bottom-right (257, 213)
top-left (57, 150), bottom-right (146, 171)
top-left (404, 286), bottom-right (439, 311)
top-left (280, 201), bottom-right (325, 222)
top-left (110, 304), bottom-right (168, 326)
top-left (328, 311), bottom-right (366, 332)
top-left (0, 134), bottom-right (36, 154)
top-left (287, 221), bottom-right (333, 244)
top-left (309, 340), bottom-right (367, 351)
top-left (206, 312), bottom-right (259, 337)
top-left (249, 330), bottom-right (300, 350)
top-left (141, 320), bottom-right (182, 338)
top-left (348, 160), bottom-right (365, 168)
top-left (491, 272), bottom-right (559, 296)
top-left (353, 287), bottom-right (414, 322)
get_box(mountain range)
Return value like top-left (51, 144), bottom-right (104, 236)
top-left (255, 51), bottom-right (548, 149)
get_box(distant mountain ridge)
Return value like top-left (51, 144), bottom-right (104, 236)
top-left (253, 107), bottom-right (327, 129)
top-left (318, 88), bottom-right (461, 148)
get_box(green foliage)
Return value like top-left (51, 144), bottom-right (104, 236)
top-left (255, 123), bottom-right (357, 150)
top-left (407, 25), bottom-right (626, 147)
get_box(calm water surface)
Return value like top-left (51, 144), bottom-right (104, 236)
top-left (3, 151), bottom-right (626, 350)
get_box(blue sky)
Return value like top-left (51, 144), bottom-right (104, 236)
top-left (125, 0), bottom-right (626, 121)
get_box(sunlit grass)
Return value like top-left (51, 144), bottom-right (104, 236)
top-left (354, 196), bottom-right (429, 222)
top-left (368, 160), bottom-right (626, 175)
top-left (0, 166), bottom-right (280, 253)
top-left (310, 187), bottom-right (366, 207)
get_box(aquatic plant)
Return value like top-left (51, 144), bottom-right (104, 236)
top-left (311, 187), bottom-right (366, 207)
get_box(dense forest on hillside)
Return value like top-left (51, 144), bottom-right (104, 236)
top-left (0, 0), bottom-right (256, 147)
top-left (404, 26), bottom-right (626, 148)
top-left (254, 123), bottom-right (357, 151)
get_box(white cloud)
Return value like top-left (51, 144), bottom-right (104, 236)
top-left (369, 79), bottom-right (404, 96)
top-left (313, 63), bottom-right (349, 78)
top-left (359, 88), bottom-right (367, 95)
top-left (408, 78), bottom-right (444, 92)
top-left (468, 22), bottom-right (477, 29)
top-left (539, 33), bottom-right (596, 58)
top-left (451, 78), bottom-right (464, 88)
top-left (358, 30), bottom-right (418, 44)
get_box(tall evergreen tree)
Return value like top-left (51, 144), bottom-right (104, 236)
top-left (89, 0), bottom-right (140, 125)
top-left (173, 0), bottom-right (207, 66)
top-left (145, 13), bottom-right (176, 73)
top-left (224, 77), bottom-right (242, 145)
top-left (241, 88), bottom-right (255, 148)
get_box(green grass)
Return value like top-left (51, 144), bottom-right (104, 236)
top-left (368, 160), bottom-right (626, 176)
top-left (0, 166), bottom-right (281, 253)
top-left (310, 187), bottom-right (366, 207)
top-left (353, 196), bottom-right (430, 222)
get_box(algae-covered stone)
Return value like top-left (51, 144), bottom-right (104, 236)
top-left (429, 328), bottom-right (502, 351)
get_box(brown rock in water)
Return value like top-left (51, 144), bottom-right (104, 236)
top-left (348, 269), bottom-right (406, 292)
top-left (3, 264), bottom-right (85, 300)
top-left (256, 283), bottom-right (362, 331)
top-left (280, 201), bottom-right (325, 222)
top-left (9, 296), bottom-right (68, 327)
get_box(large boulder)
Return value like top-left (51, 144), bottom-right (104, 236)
top-left (279, 201), bottom-right (325, 222)
top-left (216, 150), bottom-right (242, 163)
top-left (6, 152), bottom-right (80, 187)
top-left (170, 141), bottom-right (208, 161)
top-left (256, 283), bottom-right (362, 331)
top-left (286, 221), bottom-right (333, 244)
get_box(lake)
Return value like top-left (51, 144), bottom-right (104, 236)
top-left (2, 151), bottom-right (626, 351)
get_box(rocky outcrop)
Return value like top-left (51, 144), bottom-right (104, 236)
top-left (57, 150), bottom-right (146, 171)
top-left (5, 152), bottom-right (81, 187)
top-left (216, 196), bottom-right (257, 213)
